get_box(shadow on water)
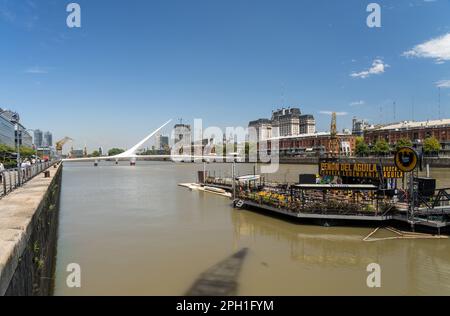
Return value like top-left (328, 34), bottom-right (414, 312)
top-left (186, 248), bottom-right (248, 296)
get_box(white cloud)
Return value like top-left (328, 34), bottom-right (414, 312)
top-left (403, 33), bottom-right (450, 63)
top-left (25, 66), bottom-right (48, 74)
top-left (350, 59), bottom-right (389, 79)
top-left (436, 80), bottom-right (450, 88)
top-left (319, 111), bottom-right (348, 116)
top-left (350, 100), bottom-right (365, 106)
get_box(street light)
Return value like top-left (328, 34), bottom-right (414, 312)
top-left (230, 152), bottom-right (240, 201)
top-left (13, 121), bottom-right (22, 186)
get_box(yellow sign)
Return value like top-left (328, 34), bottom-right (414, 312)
top-left (319, 162), bottom-right (404, 179)
top-left (394, 147), bottom-right (418, 173)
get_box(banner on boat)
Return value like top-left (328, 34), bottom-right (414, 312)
top-left (319, 161), bottom-right (404, 179)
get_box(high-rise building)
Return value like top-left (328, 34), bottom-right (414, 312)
top-left (352, 117), bottom-right (369, 136)
top-left (156, 135), bottom-right (169, 150)
top-left (299, 115), bottom-right (316, 134)
top-left (43, 131), bottom-right (53, 147)
top-left (173, 123), bottom-right (191, 145)
top-left (248, 119), bottom-right (272, 142)
top-left (34, 129), bottom-right (43, 147)
top-left (271, 108), bottom-right (301, 137)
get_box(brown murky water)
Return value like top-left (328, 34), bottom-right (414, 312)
top-left (54, 162), bottom-right (450, 295)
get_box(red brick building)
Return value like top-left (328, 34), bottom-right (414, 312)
top-left (364, 119), bottom-right (450, 153)
top-left (268, 132), bottom-right (356, 156)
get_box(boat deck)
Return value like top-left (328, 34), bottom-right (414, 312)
top-left (237, 199), bottom-right (450, 232)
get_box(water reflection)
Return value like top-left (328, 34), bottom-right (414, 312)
top-left (231, 209), bottom-right (450, 295)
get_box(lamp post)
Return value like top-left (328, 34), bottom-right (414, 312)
top-left (11, 112), bottom-right (34, 186)
top-left (14, 123), bottom-right (22, 186)
top-left (230, 152), bottom-right (239, 201)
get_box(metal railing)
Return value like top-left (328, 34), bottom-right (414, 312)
top-left (0, 160), bottom-right (58, 199)
top-left (237, 188), bottom-right (394, 217)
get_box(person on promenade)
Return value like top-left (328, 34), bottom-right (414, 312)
top-left (0, 162), bottom-right (4, 184)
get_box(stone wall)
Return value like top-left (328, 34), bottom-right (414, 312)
top-left (0, 163), bottom-right (62, 296)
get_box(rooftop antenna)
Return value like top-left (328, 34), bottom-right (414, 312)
top-left (178, 118), bottom-right (183, 125)
top-left (281, 83), bottom-right (286, 107)
top-left (379, 104), bottom-right (383, 125)
top-left (393, 101), bottom-right (396, 122)
top-left (438, 87), bottom-right (441, 120)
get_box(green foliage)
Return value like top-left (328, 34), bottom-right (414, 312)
top-left (91, 150), bottom-right (100, 157)
top-left (423, 136), bottom-right (441, 154)
top-left (355, 137), bottom-right (369, 157)
top-left (0, 143), bottom-right (16, 168)
top-left (1, 144), bottom-right (36, 168)
top-left (373, 139), bottom-right (390, 155)
top-left (245, 142), bottom-right (257, 156)
top-left (395, 138), bottom-right (413, 151)
top-left (19, 146), bottom-right (36, 158)
top-left (108, 148), bottom-right (125, 156)
top-left (139, 149), bottom-right (157, 155)
top-left (33, 241), bottom-right (40, 253)
top-left (0, 143), bottom-right (14, 154)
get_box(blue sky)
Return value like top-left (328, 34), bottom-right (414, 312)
top-left (1, 0), bottom-right (449, 151)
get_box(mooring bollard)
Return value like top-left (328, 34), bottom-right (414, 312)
top-left (44, 171), bottom-right (51, 178)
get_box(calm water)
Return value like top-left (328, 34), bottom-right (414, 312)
top-left (54, 162), bottom-right (450, 295)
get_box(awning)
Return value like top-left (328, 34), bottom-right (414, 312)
top-left (293, 184), bottom-right (378, 190)
top-left (237, 175), bottom-right (261, 182)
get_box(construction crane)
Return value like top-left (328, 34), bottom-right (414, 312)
top-left (56, 137), bottom-right (73, 156)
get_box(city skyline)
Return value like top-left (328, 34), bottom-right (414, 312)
top-left (0, 0), bottom-right (449, 151)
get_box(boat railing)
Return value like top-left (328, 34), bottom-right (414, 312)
top-left (413, 188), bottom-right (450, 222)
top-left (237, 186), bottom-right (396, 217)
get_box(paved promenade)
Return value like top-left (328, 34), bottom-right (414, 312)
top-left (0, 164), bottom-right (61, 295)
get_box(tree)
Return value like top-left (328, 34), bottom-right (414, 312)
top-left (91, 150), bottom-right (100, 157)
top-left (0, 144), bottom-right (35, 168)
top-left (0, 144), bottom-right (14, 167)
top-left (355, 137), bottom-right (369, 157)
top-left (19, 146), bottom-right (36, 158)
top-left (245, 142), bottom-right (257, 156)
top-left (423, 136), bottom-right (441, 154)
top-left (395, 138), bottom-right (413, 151)
top-left (373, 139), bottom-right (390, 156)
top-left (108, 148), bottom-right (125, 156)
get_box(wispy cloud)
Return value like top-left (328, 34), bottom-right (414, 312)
top-left (0, 0), bottom-right (39, 29)
top-left (319, 111), bottom-right (348, 116)
top-left (350, 59), bottom-right (389, 79)
top-left (403, 33), bottom-right (450, 63)
top-left (25, 66), bottom-right (49, 74)
top-left (0, 2), bottom-right (15, 22)
top-left (436, 80), bottom-right (450, 88)
top-left (350, 100), bottom-right (365, 106)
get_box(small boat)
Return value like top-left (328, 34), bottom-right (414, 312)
top-left (204, 186), bottom-right (227, 194)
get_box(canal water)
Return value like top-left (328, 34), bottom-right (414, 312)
top-left (54, 162), bottom-right (450, 295)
